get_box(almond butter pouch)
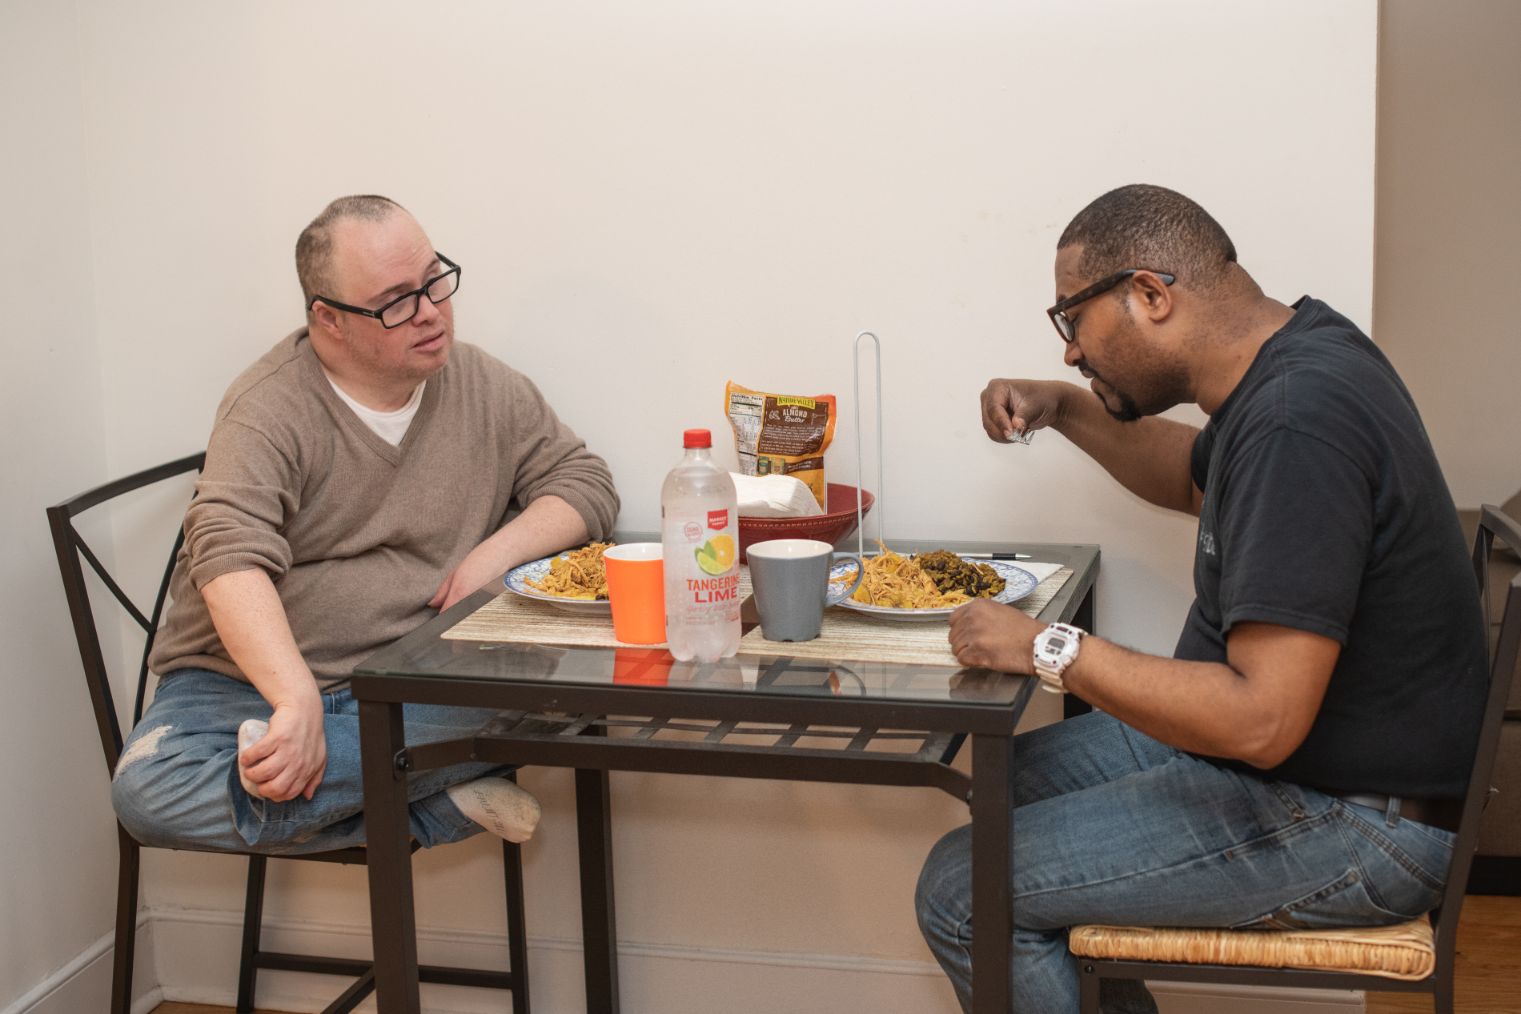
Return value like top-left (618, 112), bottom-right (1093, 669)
top-left (724, 381), bottom-right (838, 508)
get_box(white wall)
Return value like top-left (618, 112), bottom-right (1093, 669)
top-left (1374, 0), bottom-right (1521, 509)
top-left (0, 1), bottom-right (120, 1009)
top-left (9, 1), bottom-right (1379, 1011)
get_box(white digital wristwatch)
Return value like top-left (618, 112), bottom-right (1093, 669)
top-left (1032, 622), bottom-right (1085, 694)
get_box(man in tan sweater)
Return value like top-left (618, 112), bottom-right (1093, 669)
top-left (111, 195), bottom-right (619, 854)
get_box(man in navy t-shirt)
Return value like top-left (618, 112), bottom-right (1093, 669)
top-left (914, 183), bottom-right (1487, 1014)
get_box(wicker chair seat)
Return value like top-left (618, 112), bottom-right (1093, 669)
top-left (1068, 916), bottom-right (1435, 982)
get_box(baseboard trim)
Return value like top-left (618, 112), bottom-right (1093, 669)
top-left (3, 905), bottom-right (1366, 1014)
top-left (1468, 854), bottom-right (1521, 895)
top-left (145, 905), bottom-right (1365, 1014)
top-left (0, 912), bottom-right (162, 1014)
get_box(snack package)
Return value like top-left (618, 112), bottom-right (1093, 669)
top-left (724, 381), bottom-right (837, 508)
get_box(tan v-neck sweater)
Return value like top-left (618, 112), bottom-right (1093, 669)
top-left (149, 329), bottom-right (618, 688)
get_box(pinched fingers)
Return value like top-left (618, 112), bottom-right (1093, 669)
top-left (980, 379), bottom-right (1047, 443)
top-left (980, 380), bottom-right (1021, 442)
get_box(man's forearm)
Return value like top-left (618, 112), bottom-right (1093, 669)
top-left (951, 601), bottom-right (1331, 769)
top-left (482, 494), bottom-right (592, 572)
top-left (431, 494), bottom-right (596, 611)
top-left (1062, 624), bottom-right (1335, 770)
top-left (201, 567), bottom-right (320, 709)
top-left (1063, 640), bottom-right (1271, 761)
top-left (202, 567), bottom-right (329, 801)
top-left (1052, 382), bottom-right (1201, 514)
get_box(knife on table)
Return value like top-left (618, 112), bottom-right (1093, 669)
top-left (958, 552), bottom-right (1033, 561)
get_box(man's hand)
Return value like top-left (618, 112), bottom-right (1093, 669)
top-left (981, 379), bottom-right (1067, 444)
top-left (240, 694), bottom-right (327, 802)
top-left (948, 599), bottom-right (1045, 673)
top-left (430, 540), bottom-right (509, 612)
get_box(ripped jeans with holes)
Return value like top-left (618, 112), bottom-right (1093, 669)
top-left (914, 711), bottom-right (1454, 1014)
top-left (111, 668), bottom-right (508, 855)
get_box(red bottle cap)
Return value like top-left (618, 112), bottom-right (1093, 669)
top-left (683, 428), bottom-right (712, 448)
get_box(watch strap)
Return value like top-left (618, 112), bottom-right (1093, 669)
top-left (1033, 622), bottom-right (1085, 694)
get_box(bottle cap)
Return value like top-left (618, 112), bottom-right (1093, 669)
top-left (682, 428), bottom-right (712, 448)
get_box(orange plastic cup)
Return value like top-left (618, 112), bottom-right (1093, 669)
top-left (603, 543), bottom-right (666, 645)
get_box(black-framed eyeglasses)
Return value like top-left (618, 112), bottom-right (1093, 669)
top-left (308, 253), bottom-right (462, 329)
top-left (1046, 268), bottom-right (1175, 344)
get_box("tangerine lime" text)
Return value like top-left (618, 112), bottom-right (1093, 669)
top-left (686, 573), bottom-right (740, 603)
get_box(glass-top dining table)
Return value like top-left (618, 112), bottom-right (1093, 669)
top-left (351, 537), bottom-right (1099, 1013)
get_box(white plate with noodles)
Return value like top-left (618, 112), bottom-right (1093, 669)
top-left (829, 553), bottom-right (1039, 622)
top-left (503, 543), bottom-right (613, 614)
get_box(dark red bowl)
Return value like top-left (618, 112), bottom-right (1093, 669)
top-left (737, 483), bottom-right (876, 563)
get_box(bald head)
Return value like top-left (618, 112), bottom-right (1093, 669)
top-left (295, 195), bottom-right (407, 311)
top-left (1058, 184), bottom-right (1237, 292)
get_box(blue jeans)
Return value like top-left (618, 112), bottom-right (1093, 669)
top-left (914, 711), bottom-right (1455, 1013)
top-left (112, 669), bottom-right (506, 855)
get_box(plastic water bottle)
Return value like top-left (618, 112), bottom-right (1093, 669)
top-left (661, 428), bottom-right (742, 662)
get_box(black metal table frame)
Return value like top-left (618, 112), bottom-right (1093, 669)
top-left (354, 541), bottom-right (1097, 1014)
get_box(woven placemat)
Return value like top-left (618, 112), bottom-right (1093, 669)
top-left (739, 564), bottom-right (1072, 667)
top-left (444, 564), bottom-right (1073, 669)
top-left (443, 573), bottom-right (757, 649)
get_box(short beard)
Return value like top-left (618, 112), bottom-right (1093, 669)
top-left (1105, 393), bottom-right (1143, 423)
top-left (1078, 359), bottom-right (1144, 422)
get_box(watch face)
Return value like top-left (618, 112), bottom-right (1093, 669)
top-left (1047, 634), bottom-right (1068, 652)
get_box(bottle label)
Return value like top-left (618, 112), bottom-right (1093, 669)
top-left (663, 491), bottom-right (742, 654)
top-left (685, 572), bottom-right (741, 603)
top-left (688, 531), bottom-right (737, 579)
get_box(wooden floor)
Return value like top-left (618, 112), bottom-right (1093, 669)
top-left (151, 896), bottom-right (1521, 1013)
top-left (1364, 895), bottom-right (1521, 1013)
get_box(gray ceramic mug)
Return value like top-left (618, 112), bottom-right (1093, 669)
top-left (747, 539), bottom-right (865, 642)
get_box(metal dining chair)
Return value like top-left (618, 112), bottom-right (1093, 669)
top-left (1070, 505), bottom-right (1521, 1013)
top-left (47, 452), bottom-right (530, 1014)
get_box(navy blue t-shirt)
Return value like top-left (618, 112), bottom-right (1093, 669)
top-left (1177, 297), bottom-right (1486, 799)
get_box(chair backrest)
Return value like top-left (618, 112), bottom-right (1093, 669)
top-left (1430, 505), bottom-right (1521, 958)
top-left (46, 453), bottom-right (205, 775)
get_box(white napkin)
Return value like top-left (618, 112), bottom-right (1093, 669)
top-left (1016, 561), bottom-right (1064, 584)
top-left (731, 473), bottom-right (824, 518)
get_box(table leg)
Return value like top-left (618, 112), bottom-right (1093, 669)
top-left (1069, 569), bottom-right (1096, 632)
top-left (576, 766), bottom-right (621, 1013)
top-left (1065, 586), bottom-right (1097, 720)
top-left (970, 733), bottom-right (1015, 1014)
top-left (360, 699), bottom-right (421, 1014)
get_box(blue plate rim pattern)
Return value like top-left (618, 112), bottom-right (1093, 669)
top-left (503, 554), bottom-right (612, 613)
top-left (831, 557), bottom-right (1040, 621)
